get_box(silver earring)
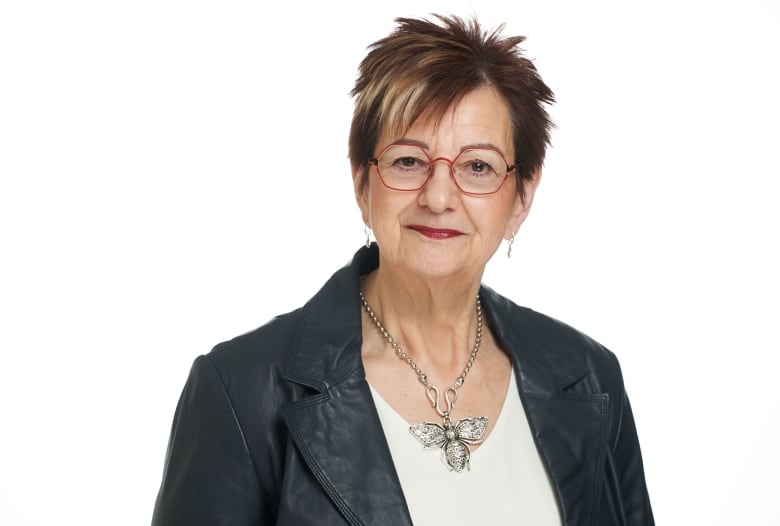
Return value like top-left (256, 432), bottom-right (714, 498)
top-left (364, 225), bottom-right (372, 248)
top-left (507, 235), bottom-right (515, 258)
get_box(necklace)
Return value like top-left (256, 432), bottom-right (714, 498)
top-left (359, 292), bottom-right (488, 472)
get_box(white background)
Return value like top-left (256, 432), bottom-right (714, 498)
top-left (1, 1), bottom-right (778, 524)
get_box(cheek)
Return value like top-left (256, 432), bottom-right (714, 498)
top-left (365, 186), bottom-right (398, 229)
top-left (472, 192), bottom-right (516, 227)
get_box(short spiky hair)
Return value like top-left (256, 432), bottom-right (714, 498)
top-left (349, 15), bottom-right (555, 200)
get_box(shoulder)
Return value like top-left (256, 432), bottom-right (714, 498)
top-left (207, 308), bottom-right (303, 377)
top-left (193, 308), bottom-right (315, 417)
top-left (481, 284), bottom-right (624, 393)
top-left (179, 309), bottom-right (308, 465)
top-left (522, 305), bottom-right (620, 377)
top-left (173, 307), bottom-right (306, 432)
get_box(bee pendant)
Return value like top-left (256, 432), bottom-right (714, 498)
top-left (409, 416), bottom-right (488, 472)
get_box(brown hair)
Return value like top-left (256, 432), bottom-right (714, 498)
top-left (349, 15), bottom-right (555, 201)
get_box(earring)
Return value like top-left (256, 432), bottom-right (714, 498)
top-left (507, 235), bottom-right (515, 258)
top-left (364, 225), bottom-right (372, 248)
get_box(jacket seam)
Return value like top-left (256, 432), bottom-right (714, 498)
top-left (613, 361), bottom-right (627, 452)
top-left (591, 395), bottom-right (609, 526)
top-left (282, 303), bottom-right (309, 375)
top-left (202, 354), bottom-right (264, 501)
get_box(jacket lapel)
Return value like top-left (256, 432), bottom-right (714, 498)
top-left (279, 245), bottom-right (607, 526)
top-left (280, 247), bottom-right (413, 526)
top-left (483, 286), bottom-right (609, 526)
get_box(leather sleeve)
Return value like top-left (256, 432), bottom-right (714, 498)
top-left (603, 363), bottom-right (655, 526)
top-left (152, 355), bottom-right (266, 525)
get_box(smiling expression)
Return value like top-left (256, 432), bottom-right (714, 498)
top-left (354, 87), bottom-right (539, 281)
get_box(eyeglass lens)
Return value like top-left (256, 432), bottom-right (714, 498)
top-left (376, 144), bottom-right (508, 194)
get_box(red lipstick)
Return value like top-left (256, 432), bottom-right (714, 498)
top-left (408, 225), bottom-right (464, 240)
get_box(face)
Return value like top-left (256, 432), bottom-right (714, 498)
top-left (354, 87), bottom-right (540, 282)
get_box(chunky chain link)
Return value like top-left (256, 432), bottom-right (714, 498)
top-left (359, 292), bottom-right (483, 419)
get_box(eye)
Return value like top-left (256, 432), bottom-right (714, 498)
top-left (385, 154), bottom-right (430, 175)
top-left (454, 148), bottom-right (506, 183)
top-left (468, 160), bottom-right (491, 173)
top-left (459, 158), bottom-right (497, 178)
top-left (396, 156), bottom-right (423, 168)
top-left (377, 145), bottom-right (431, 180)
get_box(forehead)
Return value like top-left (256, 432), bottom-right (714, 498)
top-left (379, 87), bottom-right (513, 155)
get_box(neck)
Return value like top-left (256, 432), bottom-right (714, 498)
top-left (360, 258), bottom-right (484, 379)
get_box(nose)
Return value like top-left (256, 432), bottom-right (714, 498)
top-left (417, 159), bottom-right (459, 213)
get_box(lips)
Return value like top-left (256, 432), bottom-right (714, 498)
top-left (407, 225), bottom-right (465, 240)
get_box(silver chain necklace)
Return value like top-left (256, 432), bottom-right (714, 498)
top-left (359, 292), bottom-right (488, 472)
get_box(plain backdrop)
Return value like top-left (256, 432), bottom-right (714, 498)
top-left (1, 1), bottom-right (778, 524)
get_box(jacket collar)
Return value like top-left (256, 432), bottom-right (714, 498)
top-left (281, 245), bottom-right (607, 526)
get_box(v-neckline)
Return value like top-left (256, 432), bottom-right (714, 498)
top-left (367, 368), bottom-right (516, 455)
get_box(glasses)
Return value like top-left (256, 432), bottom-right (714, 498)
top-left (368, 143), bottom-right (515, 195)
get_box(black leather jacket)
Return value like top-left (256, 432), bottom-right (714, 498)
top-left (152, 245), bottom-right (654, 525)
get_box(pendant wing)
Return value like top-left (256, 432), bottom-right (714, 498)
top-left (455, 416), bottom-right (488, 443)
top-left (409, 422), bottom-right (446, 448)
top-left (443, 439), bottom-right (470, 472)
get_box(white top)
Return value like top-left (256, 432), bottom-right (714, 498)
top-left (368, 369), bottom-right (562, 526)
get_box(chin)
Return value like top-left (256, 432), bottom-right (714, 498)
top-left (394, 245), bottom-right (481, 282)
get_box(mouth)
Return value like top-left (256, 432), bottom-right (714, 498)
top-left (407, 225), bottom-right (465, 240)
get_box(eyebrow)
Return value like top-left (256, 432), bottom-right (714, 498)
top-left (393, 138), bottom-right (507, 155)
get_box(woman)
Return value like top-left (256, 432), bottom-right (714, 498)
top-left (153, 15), bottom-right (654, 526)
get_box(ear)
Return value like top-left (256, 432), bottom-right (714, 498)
top-left (352, 166), bottom-right (371, 227)
top-left (505, 168), bottom-right (542, 239)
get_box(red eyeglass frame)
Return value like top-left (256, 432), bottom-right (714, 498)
top-left (367, 143), bottom-right (517, 196)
